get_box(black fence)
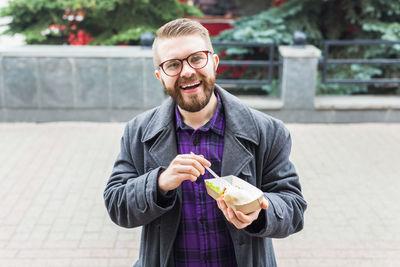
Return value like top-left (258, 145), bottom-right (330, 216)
top-left (210, 39), bottom-right (400, 93)
top-left (212, 41), bottom-right (280, 87)
top-left (321, 40), bottom-right (400, 84)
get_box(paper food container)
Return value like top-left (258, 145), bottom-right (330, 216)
top-left (205, 175), bottom-right (264, 214)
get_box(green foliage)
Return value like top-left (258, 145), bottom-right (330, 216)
top-left (1, 0), bottom-right (202, 45)
top-left (214, 0), bottom-right (400, 95)
top-left (317, 65), bottom-right (382, 95)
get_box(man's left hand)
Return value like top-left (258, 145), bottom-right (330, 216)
top-left (216, 198), bottom-right (269, 229)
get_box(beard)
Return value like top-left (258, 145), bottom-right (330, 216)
top-left (162, 72), bottom-right (216, 113)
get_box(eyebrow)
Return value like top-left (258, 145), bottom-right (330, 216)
top-left (162, 50), bottom-right (208, 61)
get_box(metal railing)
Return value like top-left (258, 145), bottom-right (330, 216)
top-left (321, 40), bottom-right (400, 84)
top-left (212, 41), bottom-right (280, 87)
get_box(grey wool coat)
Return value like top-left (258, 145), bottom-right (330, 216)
top-left (104, 85), bottom-right (307, 267)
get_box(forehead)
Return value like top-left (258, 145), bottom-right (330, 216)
top-left (156, 35), bottom-right (209, 62)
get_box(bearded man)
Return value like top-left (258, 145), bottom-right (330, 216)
top-left (104, 18), bottom-right (307, 267)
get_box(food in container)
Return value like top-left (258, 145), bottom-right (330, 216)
top-left (205, 175), bottom-right (265, 214)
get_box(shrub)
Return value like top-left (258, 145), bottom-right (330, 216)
top-left (0, 0), bottom-right (202, 45)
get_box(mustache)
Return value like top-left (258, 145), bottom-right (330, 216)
top-left (175, 75), bottom-right (202, 89)
top-left (178, 76), bottom-right (199, 85)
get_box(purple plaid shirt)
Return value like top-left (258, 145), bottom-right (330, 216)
top-left (173, 92), bottom-right (237, 267)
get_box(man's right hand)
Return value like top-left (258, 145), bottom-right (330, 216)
top-left (158, 153), bottom-right (211, 194)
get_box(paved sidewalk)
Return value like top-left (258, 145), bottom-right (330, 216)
top-left (0, 122), bottom-right (399, 267)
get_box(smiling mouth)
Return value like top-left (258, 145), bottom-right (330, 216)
top-left (180, 81), bottom-right (201, 90)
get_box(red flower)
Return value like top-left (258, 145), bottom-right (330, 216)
top-left (273, 0), bottom-right (285, 7)
top-left (68, 29), bottom-right (93, 45)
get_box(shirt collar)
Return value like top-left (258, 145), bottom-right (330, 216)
top-left (175, 91), bottom-right (225, 136)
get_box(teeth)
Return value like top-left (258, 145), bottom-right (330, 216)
top-left (181, 81), bottom-right (200, 89)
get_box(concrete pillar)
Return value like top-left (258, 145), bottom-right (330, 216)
top-left (279, 45), bottom-right (321, 110)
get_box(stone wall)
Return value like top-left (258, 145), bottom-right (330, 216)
top-left (0, 46), bottom-right (164, 122)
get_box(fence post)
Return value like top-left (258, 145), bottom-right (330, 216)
top-left (278, 45), bottom-right (321, 110)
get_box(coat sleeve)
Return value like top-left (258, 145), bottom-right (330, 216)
top-left (244, 120), bottom-right (307, 238)
top-left (103, 122), bottom-right (177, 228)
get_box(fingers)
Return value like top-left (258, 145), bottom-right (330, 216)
top-left (235, 210), bottom-right (250, 222)
top-left (227, 207), bottom-right (251, 229)
top-left (173, 163), bottom-right (201, 177)
top-left (158, 154), bottom-right (208, 193)
top-left (217, 198), bottom-right (262, 230)
top-left (262, 198), bottom-right (269, 210)
top-left (167, 153), bottom-right (212, 185)
top-left (185, 153), bottom-right (211, 167)
top-left (173, 157), bottom-right (205, 176)
top-left (217, 198), bottom-right (227, 210)
top-left (176, 173), bottom-right (198, 182)
top-left (217, 199), bottom-right (246, 229)
top-left (171, 153), bottom-right (212, 181)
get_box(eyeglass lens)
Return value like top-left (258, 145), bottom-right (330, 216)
top-left (163, 51), bottom-right (208, 76)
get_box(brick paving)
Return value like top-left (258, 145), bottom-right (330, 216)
top-left (0, 122), bottom-right (399, 267)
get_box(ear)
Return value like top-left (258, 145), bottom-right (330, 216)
top-left (213, 54), bottom-right (219, 70)
top-left (155, 70), bottom-right (161, 81)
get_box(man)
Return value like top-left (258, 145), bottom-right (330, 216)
top-left (104, 18), bottom-right (307, 267)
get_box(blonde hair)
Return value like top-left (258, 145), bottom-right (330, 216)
top-left (152, 18), bottom-right (213, 68)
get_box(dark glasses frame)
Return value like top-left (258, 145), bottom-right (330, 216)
top-left (159, 50), bottom-right (212, 77)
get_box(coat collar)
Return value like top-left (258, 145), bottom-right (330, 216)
top-left (215, 84), bottom-right (259, 146)
top-left (141, 85), bottom-right (260, 146)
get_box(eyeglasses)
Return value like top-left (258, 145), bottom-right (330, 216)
top-left (159, 50), bottom-right (211, 77)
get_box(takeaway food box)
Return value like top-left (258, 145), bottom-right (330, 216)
top-left (205, 175), bottom-right (265, 214)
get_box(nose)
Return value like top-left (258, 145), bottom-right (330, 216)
top-left (180, 60), bottom-right (196, 78)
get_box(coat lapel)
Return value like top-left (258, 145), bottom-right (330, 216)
top-left (142, 97), bottom-right (178, 168)
top-left (221, 131), bottom-right (254, 177)
top-left (143, 97), bottom-right (183, 198)
top-left (216, 85), bottom-right (260, 177)
top-left (148, 124), bottom-right (178, 168)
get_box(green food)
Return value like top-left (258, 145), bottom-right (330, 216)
top-left (205, 180), bottom-right (223, 195)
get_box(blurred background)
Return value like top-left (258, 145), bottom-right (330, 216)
top-left (0, 0), bottom-right (399, 266)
